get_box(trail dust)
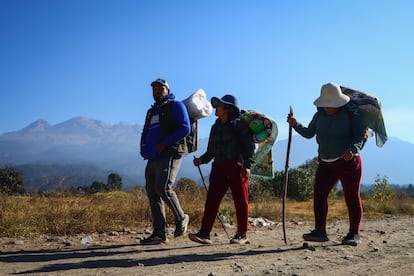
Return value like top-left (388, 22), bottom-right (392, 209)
top-left (1, 216), bottom-right (413, 275)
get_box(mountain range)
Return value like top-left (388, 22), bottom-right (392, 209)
top-left (0, 117), bottom-right (412, 192)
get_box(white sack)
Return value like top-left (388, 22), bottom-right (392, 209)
top-left (182, 89), bottom-right (213, 121)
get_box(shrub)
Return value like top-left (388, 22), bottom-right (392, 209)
top-left (370, 175), bottom-right (396, 206)
top-left (0, 166), bottom-right (25, 195)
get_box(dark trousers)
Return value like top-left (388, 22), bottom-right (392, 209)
top-left (145, 156), bottom-right (185, 236)
top-left (314, 155), bottom-right (363, 234)
top-left (200, 160), bottom-right (250, 235)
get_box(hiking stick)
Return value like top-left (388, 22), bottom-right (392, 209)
top-left (282, 105), bottom-right (293, 245)
top-left (194, 157), bottom-right (231, 240)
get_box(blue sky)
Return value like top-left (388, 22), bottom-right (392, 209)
top-left (1, 0), bottom-right (413, 143)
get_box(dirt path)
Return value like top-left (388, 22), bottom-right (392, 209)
top-left (1, 216), bottom-right (413, 275)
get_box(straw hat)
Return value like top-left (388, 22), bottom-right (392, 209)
top-left (314, 82), bottom-right (350, 108)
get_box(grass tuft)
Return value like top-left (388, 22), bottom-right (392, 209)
top-left (1, 191), bottom-right (413, 238)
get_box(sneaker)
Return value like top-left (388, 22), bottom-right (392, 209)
top-left (174, 214), bottom-right (189, 237)
top-left (230, 233), bottom-right (250, 244)
top-left (188, 231), bottom-right (212, 245)
top-left (140, 234), bottom-right (168, 245)
top-left (303, 229), bottom-right (329, 242)
top-left (342, 233), bottom-right (361, 246)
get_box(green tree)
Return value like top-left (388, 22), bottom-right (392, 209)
top-left (271, 171), bottom-right (284, 197)
top-left (90, 181), bottom-right (106, 193)
top-left (0, 165), bottom-right (25, 195)
top-left (249, 175), bottom-right (276, 201)
top-left (406, 184), bottom-right (414, 196)
top-left (287, 168), bottom-right (315, 201)
top-left (298, 157), bottom-right (319, 171)
top-left (246, 157), bottom-right (318, 201)
top-left (248, 157), bottom-right (337, 201)
top-left (370, 175), bottom-right (396, 205)
top-left (175, 177), bottom-right (201, 195)
top-left (107, 173), bottom-right (122, 191)
top-left (286, 157), bottom-right (318, 201)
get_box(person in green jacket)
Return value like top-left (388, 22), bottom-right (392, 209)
top-left (287, 82), bottom-right (366, 246)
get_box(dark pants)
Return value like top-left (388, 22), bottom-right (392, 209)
top-left (145, 156), bottom-right (185, 236)
top-left (200, 160), bottom-right (250, 235)
top-left (314, 155), bottom-right (363, 234)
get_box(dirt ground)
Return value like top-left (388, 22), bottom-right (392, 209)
top-left (1, 215), bottom-right (413, 276)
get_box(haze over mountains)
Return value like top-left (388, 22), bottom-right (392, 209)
top-left (0, 117), bottom-right (412, 192)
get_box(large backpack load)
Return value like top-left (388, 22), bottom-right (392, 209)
top-left (239, 110), bottom-right (278, 178)
top-left (183, 92), bottom-right (278, 177)
top-left (340, 86), bottom-right (388, 147)
top-left (182, 89), bottom-right (213, 153)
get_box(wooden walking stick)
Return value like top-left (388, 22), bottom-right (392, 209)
top-left (283, 105), bottom-right (293, 245)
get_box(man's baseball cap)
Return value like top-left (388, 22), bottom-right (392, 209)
top-left (151, 78), bottom-right (170, 91)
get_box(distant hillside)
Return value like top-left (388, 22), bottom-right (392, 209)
top-left (16, 163), bottom-right (112, 193)
top-left (0, 117), bottom-right (412, 192)
top-left (0, 117), bottom-right (206, 191)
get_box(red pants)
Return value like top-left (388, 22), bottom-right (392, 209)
top-left (314, 155), bottom-right (363, 234)
top-left (200, 160), bottom-right (250, 234)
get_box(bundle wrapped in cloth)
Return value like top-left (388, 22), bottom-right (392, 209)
top-left (181, 89), bottom-right (213, 153)
top-left (182, 89), bottom-right (213, 121)
top-left (341, 86), bottom-right (388, 147)
top-left (240, 110), bottom-right (278, 178)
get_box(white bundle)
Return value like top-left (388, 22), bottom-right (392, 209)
top-left (182, 89), bottom-right (213, 121)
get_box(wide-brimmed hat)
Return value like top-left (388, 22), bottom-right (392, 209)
top-left (314, 82), bottom-right (350, 108)
top-left (211, 94), bottom-right (240, 113)
top-left (151, 78), bottom-right (170, 91)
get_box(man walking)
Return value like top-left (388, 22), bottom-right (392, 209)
top-left (140, 78), bottom-right (190, 245)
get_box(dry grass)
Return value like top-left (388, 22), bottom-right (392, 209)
top-left (1, 190), bottom-right (413, 238)
top-left (0, 190), bottom-right (150, 237)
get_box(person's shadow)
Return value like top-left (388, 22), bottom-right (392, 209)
top-left (1, 242), bottom-right (327, 274)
